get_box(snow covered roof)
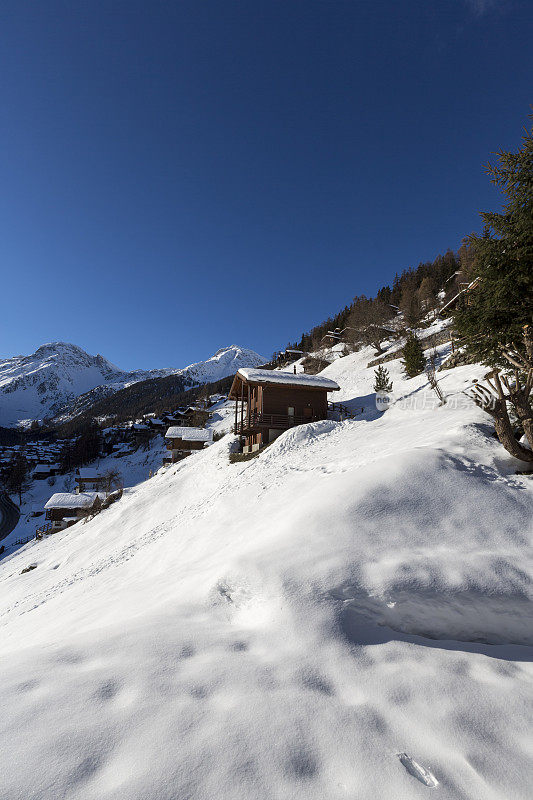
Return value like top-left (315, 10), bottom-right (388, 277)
top-left (77, 468), bottom-right (103, 479)
top-left (34, 463), bottom-right (60, 472)
top-left (235, 368), bottom-right (340, 391)
top-left (165, 427), bottom-right (213, 442)
top-left (44, 492), bottom-right (101, 509)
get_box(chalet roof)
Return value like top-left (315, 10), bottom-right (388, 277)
top-left (44, 492), bottom-right (101, 510)
top-left (34, 463), bottom-right (60, 472)
top-left (165, 426), bottom-right (213, 442)
top-left (234, 368), bottom-right (340, 391)
top-left (76, 468), bottom-right (103, 480)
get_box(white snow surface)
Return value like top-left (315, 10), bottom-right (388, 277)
top-left (44, 492), bottom-right (102, 509)
top-left (0, 342), bottom-right (265, 426)
top-left (165, 426), bottom-right (214, 442)
top-left (1, 345), bottom-right (533, 800)
top-left (236, 367), bottom-right (340, 390)
top-left (77, 468), bottom-right (102, 479)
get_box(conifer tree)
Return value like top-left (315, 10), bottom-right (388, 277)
top-left (373, 365), bottom-right (393, 393)
top-left (454, 118), bottom-right (533, 366)
top-left (5, 450), bottom-right (29, 504)
top-left (459, 118), bottom-right (533, 462)
top-left (402, 334), bottom-right (426, 378)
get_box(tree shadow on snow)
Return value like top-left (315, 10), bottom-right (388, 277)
top-left (336, 393), bottom-right (383, 422)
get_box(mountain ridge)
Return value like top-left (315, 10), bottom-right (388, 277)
top-left (0, 342), bottom-right (266, 427)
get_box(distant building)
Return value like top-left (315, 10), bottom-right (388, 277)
top-left (75, 468), bottom-right (107, 494)
top-left (164, 426), bottom-right (213, 463)
top-left (228, 368), bottom-right (340, 453)
top-left (145, 417), bottom-right (166, 430)
top-left (33, 463), bottom-right (61, 480)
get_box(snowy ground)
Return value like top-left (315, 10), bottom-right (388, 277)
top-left (0, 346), bottom-right (532, 800)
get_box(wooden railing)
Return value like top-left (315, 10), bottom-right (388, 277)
top-left (328, 401), bottom-right (357, 420)
top-left (234, 412), bottom-right (316, 434)
top-left (36, 522), bottom-right (54, 539)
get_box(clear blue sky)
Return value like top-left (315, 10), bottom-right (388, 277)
top-left (1, 0), bottom-right (531, 369)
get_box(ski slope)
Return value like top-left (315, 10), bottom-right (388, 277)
top-left (0, 347), bottom-right (532, 800)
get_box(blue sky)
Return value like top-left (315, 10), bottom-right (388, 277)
top-left (0, 0), bottom-right (531, 369)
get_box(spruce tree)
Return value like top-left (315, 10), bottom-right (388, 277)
top-left (454, 118), bottom-right (533, 366)
top-left (373, 365), bottom-right (393, 393)
top-left (402, 334), bottom-right (426, 378)
top-left (5, 451), bottom-right (29, 504)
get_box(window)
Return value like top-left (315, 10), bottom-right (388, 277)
top-left (288, 406), bottom-right (295, 417)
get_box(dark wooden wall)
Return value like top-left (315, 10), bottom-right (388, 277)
top-left (167, 438), bottom-right (205, 451)
top-left (261, 386), bottom-right (328, 418)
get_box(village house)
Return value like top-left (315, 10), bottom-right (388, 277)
top-left (39, 492), bottom-right (103, 535)
top-left (145, 417), bottom-right (166, 430)
top-left (75, 467), bottom-right (108, 494)
top-left (169, 406), bottom-right (211, 427)
top-left (32, 463), bottom-right (61, 480)
top-left (228, 368), bottom-right (340, 453)
top-left (164, 426), bottom-right (213, 463)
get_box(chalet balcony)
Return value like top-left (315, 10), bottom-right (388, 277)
top-left (234, 411), bottom-right (318, 435)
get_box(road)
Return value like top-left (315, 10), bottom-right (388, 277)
top-left (0, 492), bottom-right (20, 543)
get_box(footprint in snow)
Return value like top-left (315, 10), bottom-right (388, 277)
top-left (397, 753), bottom-right (439, 788)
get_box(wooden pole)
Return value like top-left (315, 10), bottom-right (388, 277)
top-left (240, 382), bottom-right (244, 434)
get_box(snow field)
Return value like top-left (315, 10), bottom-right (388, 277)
top-left (0, 345), bottom-right (532, 799)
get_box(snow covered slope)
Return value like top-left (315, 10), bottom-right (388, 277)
top-left (0, 343), bottom-right (265, 426)
top-left (1, 348), bottom-right (532, 800)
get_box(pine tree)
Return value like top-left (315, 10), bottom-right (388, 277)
top-left (402, 334), bottom-right (426, 377)
top-left (373, 365), bottom-right (393, 393)
top-left (5, 450), bottom-right (29, 504)
top-left (454, 118), bottom-right (533, 366)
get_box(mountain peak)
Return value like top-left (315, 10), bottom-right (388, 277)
top-left (0, 341), bottom-right (266, 427)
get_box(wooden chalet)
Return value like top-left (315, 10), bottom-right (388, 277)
top-left (40, 492), bottom-right (103, 535)
top-left (228, 368), bottom-right (340, 453)
top-left (145, 417), bottom-right (166, 430)
top-left (164, 426), bottom-right (214, 463)
top-left (32, 463), bottom-right (61, 480)
top-left (75, 468), bottom-right (107, 494)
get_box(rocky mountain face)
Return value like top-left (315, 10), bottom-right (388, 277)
top-left (0, 342), bottom-right (265, 426)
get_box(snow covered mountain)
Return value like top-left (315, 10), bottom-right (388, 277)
top-left (0, 342), bottom-right (265, 426)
